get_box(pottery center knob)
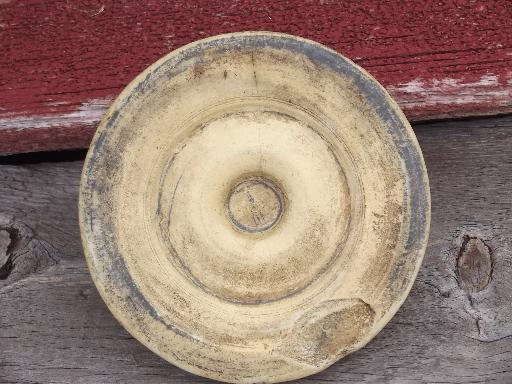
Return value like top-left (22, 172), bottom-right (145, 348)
top-left (227, 177), bottom-right (284, 233)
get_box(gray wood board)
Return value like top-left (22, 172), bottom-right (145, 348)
top-left (1, 116), bottom-right (512, 383)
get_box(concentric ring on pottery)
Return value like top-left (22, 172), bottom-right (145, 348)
top-left (79, 32), bottom-right (430, 384)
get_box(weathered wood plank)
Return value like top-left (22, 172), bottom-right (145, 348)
top-left (1, 1), bottom-right (512, 155)
top-left (0, 155), bottom-right (83, 260)
top-left (1, 116), bottom-right (512, 382)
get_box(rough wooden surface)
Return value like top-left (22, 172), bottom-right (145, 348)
top-left (1, 0), bottom-right (512, 155)
top-left (1, 116), bottom-right (512, 383)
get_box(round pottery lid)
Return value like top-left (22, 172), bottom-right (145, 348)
top-left (79, 32), bottom-right (430, 383)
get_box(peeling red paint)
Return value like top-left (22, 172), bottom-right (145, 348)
top-left (1, 0), bottom-right (511, 154)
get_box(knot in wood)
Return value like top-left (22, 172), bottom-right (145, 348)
top-left (456, 236), bottom-right (492, 293)
top-left (0, 214), bottom-right (60, 285)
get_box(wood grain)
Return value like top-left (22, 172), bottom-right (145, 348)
top-left (1, 116), bottom-right (512, 382)
top-left (0, 214), bottom-right (60, 286)
top-left (1, 0), bottom-right (512, 155)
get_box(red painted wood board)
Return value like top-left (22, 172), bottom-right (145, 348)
top-left (1, 0), bottom-right (511, 155)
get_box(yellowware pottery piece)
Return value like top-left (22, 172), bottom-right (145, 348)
top-left (79, 32), bottom-right (430, 383)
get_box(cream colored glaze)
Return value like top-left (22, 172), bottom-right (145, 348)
top-left (79, 32), bottom-right (430, 383)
